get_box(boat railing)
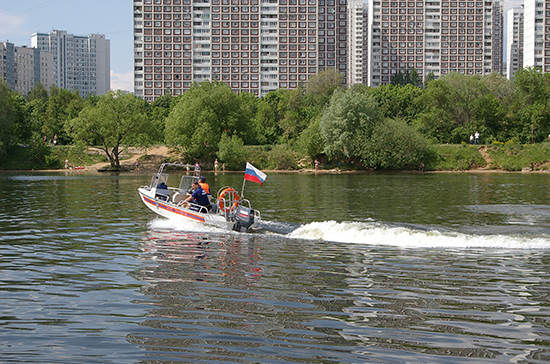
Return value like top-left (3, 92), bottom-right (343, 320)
top-left (180, 201), bottom-right (210, 214)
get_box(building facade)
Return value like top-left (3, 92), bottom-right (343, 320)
top-left (506, 5), bottom-right (523, 79)
top-left (133, 0), bottom-right (348, 102)
top-left (367, 0), bottom-right (504, 87)
top-left (0, 42), bottom-right (54, 95)
top-left (523, 0), bottom-right (550, 72)
top-left (31, 30), bottom-right (111, 97)
top-left (347, 0), bottom-right (368, 86)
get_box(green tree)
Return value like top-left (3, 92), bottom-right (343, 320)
top-left (43, 87), bottom-right (84, 145)
top-left (66, 90), bottom-right (152, 169)
top-left (320, 88), bottom-right (383, 161)
top-left (364, 118), bottom-right (428, 169)
top-left (509, 68), bottom-right (550, 143)
top-left (237, 91), bottom-right (260, 144)
top-left (278, 86), bottom-right (308, 139)
top-left (304, 69), bottom-right (345, 108)
top-left (368, 84), bottom-right (423, 123)
top-left (217, 133), bottom-right (248, 170)
top-left (27, 82), bottom-right (49, 101)
top-left (0, 79), bottom-right (18, 156)
top-left (165, 81), bottom-right (248, 159)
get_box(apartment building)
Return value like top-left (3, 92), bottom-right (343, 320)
top-left (367, 0), bottom-right (504, 87)
top-left (523, 0), bottom-right (550, 72)
top-left (0, 42), bottom-right (16, 88)
top-left (31, 30), bottom-right (111, 97)
top-left (133, 0), bottom-right (348, 102)
top-left (506, 5), bottom-right (523, 79)
top-left (0, 42), bottom-right (54, 95)
top-left (347, 0), bottom-right (368, 86)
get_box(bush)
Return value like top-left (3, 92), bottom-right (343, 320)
top-left (266, 144), bottom-right (300, 170)
top-left (363, 119), bottom-right (428, 170)
top-left (217, 133), bottom-right (248, 170)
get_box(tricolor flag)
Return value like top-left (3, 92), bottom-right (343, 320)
top-left (244, 162), bottom-right (267, 185)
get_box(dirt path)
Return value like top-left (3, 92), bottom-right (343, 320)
top-left (85, 146), bottom-right (176, 172)
top-left (477, 146), bottom-right (494, 169)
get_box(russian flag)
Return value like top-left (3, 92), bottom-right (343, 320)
top-left (244, 162), bottom-right (267, 185)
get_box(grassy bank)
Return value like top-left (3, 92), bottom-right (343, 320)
top-left (426, 142), bottom-right (550, 172)
top-left (2, 142), bottom-right (550, 172)
top-left (0, 144), bottom-right (107, 170)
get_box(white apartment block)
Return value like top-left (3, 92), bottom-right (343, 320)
top-left (31, 30), bottom-right (111, 97)
top-left (367, 0), bottom-right (504, 87)
top-left (523, 0), bottom-right (550, 72)
top-left (133, 0), bottom-right (348, 102)
top-left (0, 42), bottom-right (54, 95)
top-left (0, 43), bottom-right (16, 88)
top-left (347, 0), bottom-right (368, 86)
top-left (506, 5), bottom-right (523, 79)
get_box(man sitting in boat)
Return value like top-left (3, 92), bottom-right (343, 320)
top-left (179, 181), bottom-right (212, 212)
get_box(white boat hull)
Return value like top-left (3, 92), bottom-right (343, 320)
top-left (138, 187), bottom-right (234, 230)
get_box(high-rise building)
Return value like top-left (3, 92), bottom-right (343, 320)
top-left (31, 30), bottom-right (111, 97)
top-left (506, 5), bottom-right (523, 79)
top-left (367, 0), bottom-right (504, 87)
top-left (0, 42), bottom-right (16, 88)
top-left (0, 42), bottom-right (54, 95)
top-left (133, 0), bottom-right (348, 102)
top-left (523, 0), bottom-right (550, 72)
top-left (347, 0), bottom-right (367, 86)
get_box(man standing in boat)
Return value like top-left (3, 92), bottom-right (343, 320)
top-left (180, 181), bottom-right (211, 212)
top-left (198, 176), bottom-right (210, 196)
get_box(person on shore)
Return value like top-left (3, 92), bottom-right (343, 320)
top-left (419, 162), bottom-right (425, 173)
top-left (65, 158), bottom-right (69, 169)
top-left (470, 134), bottom-right (474, 145)
top-left (315, 159), bottom-right (320, 174)
top-left (214, 159), bottom-right (219, 172)
top-left (179, 181), bottom-right (211, 212)
top-left (194, 162), bottom-right (200, 176)
top-left (135, 159), bottom-right (140, 172)
top-left (53, 134), bottom-right (57, 146)
top-left (474, 131), bottom-right (479, 144)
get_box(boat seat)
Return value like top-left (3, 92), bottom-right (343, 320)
top-left (155, 188), bottom-right (172, 201)
top-left (172, 192), bottom-right (186, 204)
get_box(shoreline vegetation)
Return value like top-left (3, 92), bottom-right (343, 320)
top-left (3, 69), bottom-right (550, 174)
top-left (3, 142), bottom-right (550, 174)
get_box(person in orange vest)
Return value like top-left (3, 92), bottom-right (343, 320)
top-left (198, 176), bottom-right (210, 196)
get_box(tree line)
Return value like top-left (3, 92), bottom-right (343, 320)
top-left (1, 67), bottom-right (549, 170)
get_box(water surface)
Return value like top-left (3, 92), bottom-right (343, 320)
top-left (1, 171), bottom-right (549, 363)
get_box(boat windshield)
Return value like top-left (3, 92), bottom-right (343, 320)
top-left (179, 175), bottom-right (199, 191)
top-left (150, 173), bottom-right (169, 188)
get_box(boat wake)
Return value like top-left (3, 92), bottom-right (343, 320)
top-left (288, 220), bottom-right (550, 249)
top-left (146, 215), bottom-right (550, 249)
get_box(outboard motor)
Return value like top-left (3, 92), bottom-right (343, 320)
top-left (232, 206), bottom-right (255, 232)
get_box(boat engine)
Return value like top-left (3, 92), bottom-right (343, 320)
top-left (232, 206), bottom-right (255, 232)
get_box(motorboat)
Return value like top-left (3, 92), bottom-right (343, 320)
top-left (138, 163), bottom-right (262, 232)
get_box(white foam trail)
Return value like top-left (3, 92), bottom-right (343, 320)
top-left (289, 221), bottom-right (550, 249)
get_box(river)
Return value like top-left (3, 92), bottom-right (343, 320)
top-left (1, 170), bottom-right (549, 363)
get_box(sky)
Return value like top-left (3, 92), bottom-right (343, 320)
top-left (0, 0), bottom-right (133, 91)
top-left (0, 0), bottom-right (525, 93)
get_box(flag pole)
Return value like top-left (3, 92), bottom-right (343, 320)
top-left (241, 176), bottom-right (246, 199)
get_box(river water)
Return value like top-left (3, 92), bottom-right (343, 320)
top-left (1, 170), bottom-right (549, 363)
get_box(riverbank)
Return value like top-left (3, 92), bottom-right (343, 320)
top-left (4, 142), bottom-right (550, 174)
